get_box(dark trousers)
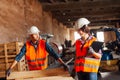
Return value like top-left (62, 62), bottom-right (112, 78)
top-left (77, 71), bottom-right (97, 80)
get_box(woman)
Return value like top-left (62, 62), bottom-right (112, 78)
top-left (74, 18), bottom-right (102, 80)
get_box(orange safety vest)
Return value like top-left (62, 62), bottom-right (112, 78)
top-left (75, 36), bottom-right (100, 73)
top-left (26, 40), bottom-right (48, 70)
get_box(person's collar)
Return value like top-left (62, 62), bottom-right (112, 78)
top-left (30, 40), bottom-right (39, 45)
top-left (79, 35), bottom-right (93, 42)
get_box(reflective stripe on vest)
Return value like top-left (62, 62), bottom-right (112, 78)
top-left (75, 57), bottom-right (100, 72)
top-left (75, 36), bottom-right (100, 72)
top-left (28, 63), bottom-right (45, 67)
top-left (26, 40), bottom-right (48, 70)
top-left (27, 57), bottom-right (46, 62)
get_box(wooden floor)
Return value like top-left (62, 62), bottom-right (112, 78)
top-left (101, 71), bottom-right (120, 80)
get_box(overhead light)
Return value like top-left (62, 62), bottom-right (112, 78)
top-left (63, 13), bottom-right (66, 15)
top-left (68, 19), bottom-right (71, 21)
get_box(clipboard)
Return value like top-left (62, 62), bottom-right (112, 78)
top-left (91, 41), bottom-right (104, 52)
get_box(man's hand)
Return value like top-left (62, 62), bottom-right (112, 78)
top-left (88, 47), bottom-right (102, 58)
top-left (70, 69), bottom-right (76, 79)
top-left (6, 68), bottom-right (11, 77)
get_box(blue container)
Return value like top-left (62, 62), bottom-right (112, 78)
top-left (101, 50), bottom-right (113, 61)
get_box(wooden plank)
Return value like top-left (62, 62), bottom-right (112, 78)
top-left (0, 59), bottom-right (5, 63)
top-left (7, 42), bottom-right (16, 46)
top-left (0, 72), bottom-right (5, 78)
top-left (43, 0), bottom-right (120, 10)
top-left (0, 56), bottom-right (5, 58)
top-left (4, 44), bottom-right (8, 69)
top-left (0, 41), bottom-right (26, 78)
top-left (16, 42), bottom-right (20, 71)
top-left (24, 76), bottom-right (73, 80)
top-left (0, 64), bottom-right (6, 71)
top-left (7, 46), bottom-right (16, 50)
top-left (7, 55), bottom-right (16, 57)
top-left (7, 68), bottom-right (71, 80)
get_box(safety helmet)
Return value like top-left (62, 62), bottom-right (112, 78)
top-left (28, 26), bottom-right (40, 34)
top-left (75, 18), bottom-right (90, 29)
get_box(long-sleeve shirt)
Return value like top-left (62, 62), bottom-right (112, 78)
top-left (15, 41), bottom-right (60, 62)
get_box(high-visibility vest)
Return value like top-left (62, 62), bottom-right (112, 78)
top-left (26, 40), bottom-right (48, 70)
top-left (75, 36), bottom-right (100, 73)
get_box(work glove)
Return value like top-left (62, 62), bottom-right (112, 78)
top-left (62, 63), bottom-right (70, 71)
top-left (70, 69), bottom-right (76, 79)
top-left (6, 68), bottom-right (11, 77)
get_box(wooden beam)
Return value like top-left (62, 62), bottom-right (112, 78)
top-left (61, 14), bottom-right (120, 21)
top-left (53, 13), bottom-right (120, 21)
top-left (60, 18), bottom-right (120, 24)
top-left (43, 0), bottom-right (120, 11)
top-left (54, 17), bottom-right (120, 24)
top-left (55, 18), bottom-right (120, 24)
top-left (64, 0), bottom-right (68, 3)
top-left (52, 8), bottom-right (120, 17)
top-left (49, 0), bottom-right (56, 3)
top-left (23, 76), bottom-right (73, 80)
top-left (0, 72), bottom-right (5, 78)
top-left (65, 22), bottom-right (116, 28)
top-left (51, 6), bottom-right (120, 14)
top-left (7, 68), bottom-right (72, 80)
top-left (92, 22), bottom-right (116, 26)
top-left (63, 19), bottom-right (120, 28)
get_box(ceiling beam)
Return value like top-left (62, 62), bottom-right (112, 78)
top-left (61, 18), bottom-right (120, 28)
top-left (64, 0), bottom-right (68, 3)
top-left (57, 16), bottom-right (120, 23)
top-left (49, 0), bottom-right (56, 3)
top-left (90, 23), bottom-right (116, 26)
top-left (52, 8), bottom-right (120, 16)
top-left (39, 0), bottom-right (120, 28)
top-left (53, 13), bottom-right (120, 20)
top-left (56, 19), bottom-right (120, 26)
top-left (65, 23), bottom-right (115, 28)
top-left (51, 7), bottom-right (120, 13)
top-left (43, 0), bottom-right (120, 11)
top-left (65, 21), bottom-right (119, 28)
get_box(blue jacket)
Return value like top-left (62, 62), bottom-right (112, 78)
top-left (15, 41), bottom-right (60, 61)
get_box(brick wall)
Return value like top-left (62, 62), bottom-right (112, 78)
top-left (0, 0), bottom-right (70, 45)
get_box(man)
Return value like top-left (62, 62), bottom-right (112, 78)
top-left (72, 18), bottom-right (102, 80)
top-left (6, 26), bottom-right (69, 76)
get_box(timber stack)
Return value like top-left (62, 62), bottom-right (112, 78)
top-left (0, 41), bottom-right (27, 78)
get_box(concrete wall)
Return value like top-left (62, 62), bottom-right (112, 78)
top-left (0, 0), bottom-right (70, 45)
top-left (69, 29), bottom-right (76, 45)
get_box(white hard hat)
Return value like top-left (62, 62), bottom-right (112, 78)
top-left (28, 26), bottom-right (40, 34)
top-left (75, 18), bottom-right (90, 29)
